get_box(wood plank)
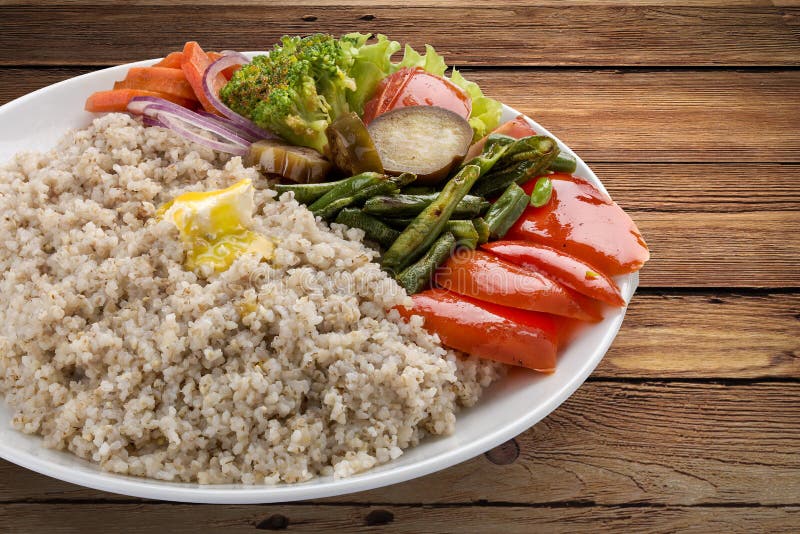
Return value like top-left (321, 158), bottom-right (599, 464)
top-left (467, 69), bottom-right (800, 163)
top-left (2, 382), bottom-right (798, 505)
top-left (3, 68), bottom-right (799, 164)
top-left (633, 211), bottom-right (800, 287)
top-left (603, 293), bottom-right (800, 378)
top-left (593, 163), bottom-right (800, 213)
top-left (0, 503), bottom-right (797, 534)
top-left (0, 6), bottom-right (798, 67)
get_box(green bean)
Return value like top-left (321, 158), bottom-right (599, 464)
top-left (548, 153), bottom-right (577, 174)
top-left (529, 176), bottom-right (554, 208)
top-left (274, 179), bottom-right (344, 205)
top-left (309, 172), bottom-right (400, 220)
top-left (334, 209), bottom-right (400, 249)
top-left (363, 194), bottom-right (489, 218)
top-left (382, 165), bottom-right (482, 273)
top-left (396, 232), bottom-right (456, 294)
top-left (484, 183), bottom-right (530, 239)
top-left (382, 218), bottom-right (414, 230)
top-left (471, 136), bottom-right (559, 197)
top-left (446, 220), bottom-right (479, 249)
top-left (459, 133), bottom-right (516, 176)
top-left (472, 217), bottom-right (490, 245)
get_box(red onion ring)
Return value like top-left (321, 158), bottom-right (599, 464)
top-left (196, 110), bottom-right (262, 143)
top-left (157, 113), bottom-right (250, 156)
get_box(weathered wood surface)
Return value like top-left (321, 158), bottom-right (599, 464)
top-left (0, 3), bottom-right (798, 532)
top-left (0, 503), bottom-right (797, 534)
top-left (1, 382), bottom-right (798, 506)
top-left (1, 5), bottom-right (799, 67)
top-left (3, 69), bottom-right (799, 163)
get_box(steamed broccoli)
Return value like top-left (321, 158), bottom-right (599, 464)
top-left (220, 34), bottom-right (356, 153)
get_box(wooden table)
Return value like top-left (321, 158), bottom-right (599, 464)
top-left (1, 2), bottom-right (798, 532)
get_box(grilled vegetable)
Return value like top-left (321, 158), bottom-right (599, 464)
top-left (382, 165), bottom-right (481, 273)
top-left (274, 180), bottom-right (342, 204)
top-left (308, 172), bottom-right (389, 219)
top-left (325, 112), bottom-right (384, 175)
top-left (396, 289), bottom-right (559, 372)
top-left (362, 193), bottom-right (489, 218)
top-left (482, 240), bottom-right (625, 306)
top-left (459, 133), bottom-right (516, 176)
top-left (548, 153), bottom-right (577, 174)
top-left (446, 220), bottom-right (479, 249)
top-left (396, 232), bottom-right (456, 294)
top-left (471, 136), bottom-right (559, 197)
top-left (248, 139), bottom-right (331, 184)
top-left (436, 250), bottom-right (600, 321)
top-left (473, 217), bottom-right (490, 245)
top-left (484, 183), bottom-right (530, 239)
top-left (509, 173), bottom-right (650, 276)
top-left (529, 176), bottom-right (553, 207)
top-left (334, 208), bottom-right (399, 249)
top-left (368, 106), bottom-right (474, 184)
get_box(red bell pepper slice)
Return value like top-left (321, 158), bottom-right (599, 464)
top-left (397, 288), bottom-right (559, 372)
top-left (435, 250), bottom-right (601, 321)
top-left (463, 114), bottom-right (537, 160)
top-left (509, 173), bottom-right (650, 276)
top-left (482, 241), bottom-right (626, 307)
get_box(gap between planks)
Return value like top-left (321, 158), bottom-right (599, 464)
top-left (0, 5), bottom-right (798, 67)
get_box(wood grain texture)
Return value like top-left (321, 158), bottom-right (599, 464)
top-left (0, 6), bottom-right (799, 67)
top-left (0, 503), bottom-right (798, 534)
top-left (631, 211), bottom-right (799, 287)
top-left (3, 68), bottom-right (799, 163)
top-left (602, 293), bottom-right (800, 378)
top-left (1, 382), bottom-right (798, 506)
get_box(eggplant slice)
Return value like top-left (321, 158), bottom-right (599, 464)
top-left (367, 106), bottom-right (473, 185)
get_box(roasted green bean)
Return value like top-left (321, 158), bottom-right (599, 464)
top-left (396, 232), bottom-right (456, 294)
top-left (334, 209), bottom-right (400, 249)
top-left (382, 165), bottom-right (481, 273)
top-left (484, 183), bottom-right (530, 239)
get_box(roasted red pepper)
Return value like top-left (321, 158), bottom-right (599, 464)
top-left (509, 173), bottom-right (650, 276)
top-left (482, 241), bottom-right (626, 307)
top-left (435, 250), bottom-right (601, 321)
top-left (397, 288), bottom-right (559, 372)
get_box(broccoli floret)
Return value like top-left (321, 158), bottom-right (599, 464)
top-left (220, 34), bottom-right (355, 153)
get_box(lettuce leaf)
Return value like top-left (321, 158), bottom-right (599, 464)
top-left (396, 43), bottom-right (447, 77)
top-left (449, 68), bottom-right (502, 141)
top-left (340, 33), bottom-right (401, 115)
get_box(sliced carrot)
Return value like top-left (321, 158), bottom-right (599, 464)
top-left (85, 89), bottom-right (195, 113)
top-left (207, 51), bottom-right (241, 80)
top-left (153, 51), bottom-right (184, 69)
top-left (181, 41), bottom-right (226, 115)
top-left (114, 67), bottom-right (198, 101)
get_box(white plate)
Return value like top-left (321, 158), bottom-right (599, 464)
top-left (0, 56), bottom-right (638, 504)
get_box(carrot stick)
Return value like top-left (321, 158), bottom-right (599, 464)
top-left (181, 41), bottom-right (226, 115)
top-left (114, 67), bottom-right (197, 100)
top-left (153, 51), bottom-right (184, 69)
top-left (85, 89), bottom-right (196, 113)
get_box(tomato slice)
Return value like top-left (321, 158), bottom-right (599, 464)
top-left (435, 250), bottom-right (601, 321)
top-left (482, 241), bottom-right (626, 307)
top-left (397, 288), bottom-right (559, 372)
top-left (464, 114), bottom-right (537, 160)
top-left (362, 67), bottom-right (471, 123)
top-left (509, 173), bottom-right (650, 276)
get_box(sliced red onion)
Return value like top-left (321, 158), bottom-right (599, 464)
top-left (201, 54), bottom-right (277, 140)
top-left (157, 112), bottom-right (250, 156)
top-left (127, 96), bottom-right (251, 155)
top-left (196, 110), bottom-right (262, 143)
top-left (142, 115), bottom-right (164, 128)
